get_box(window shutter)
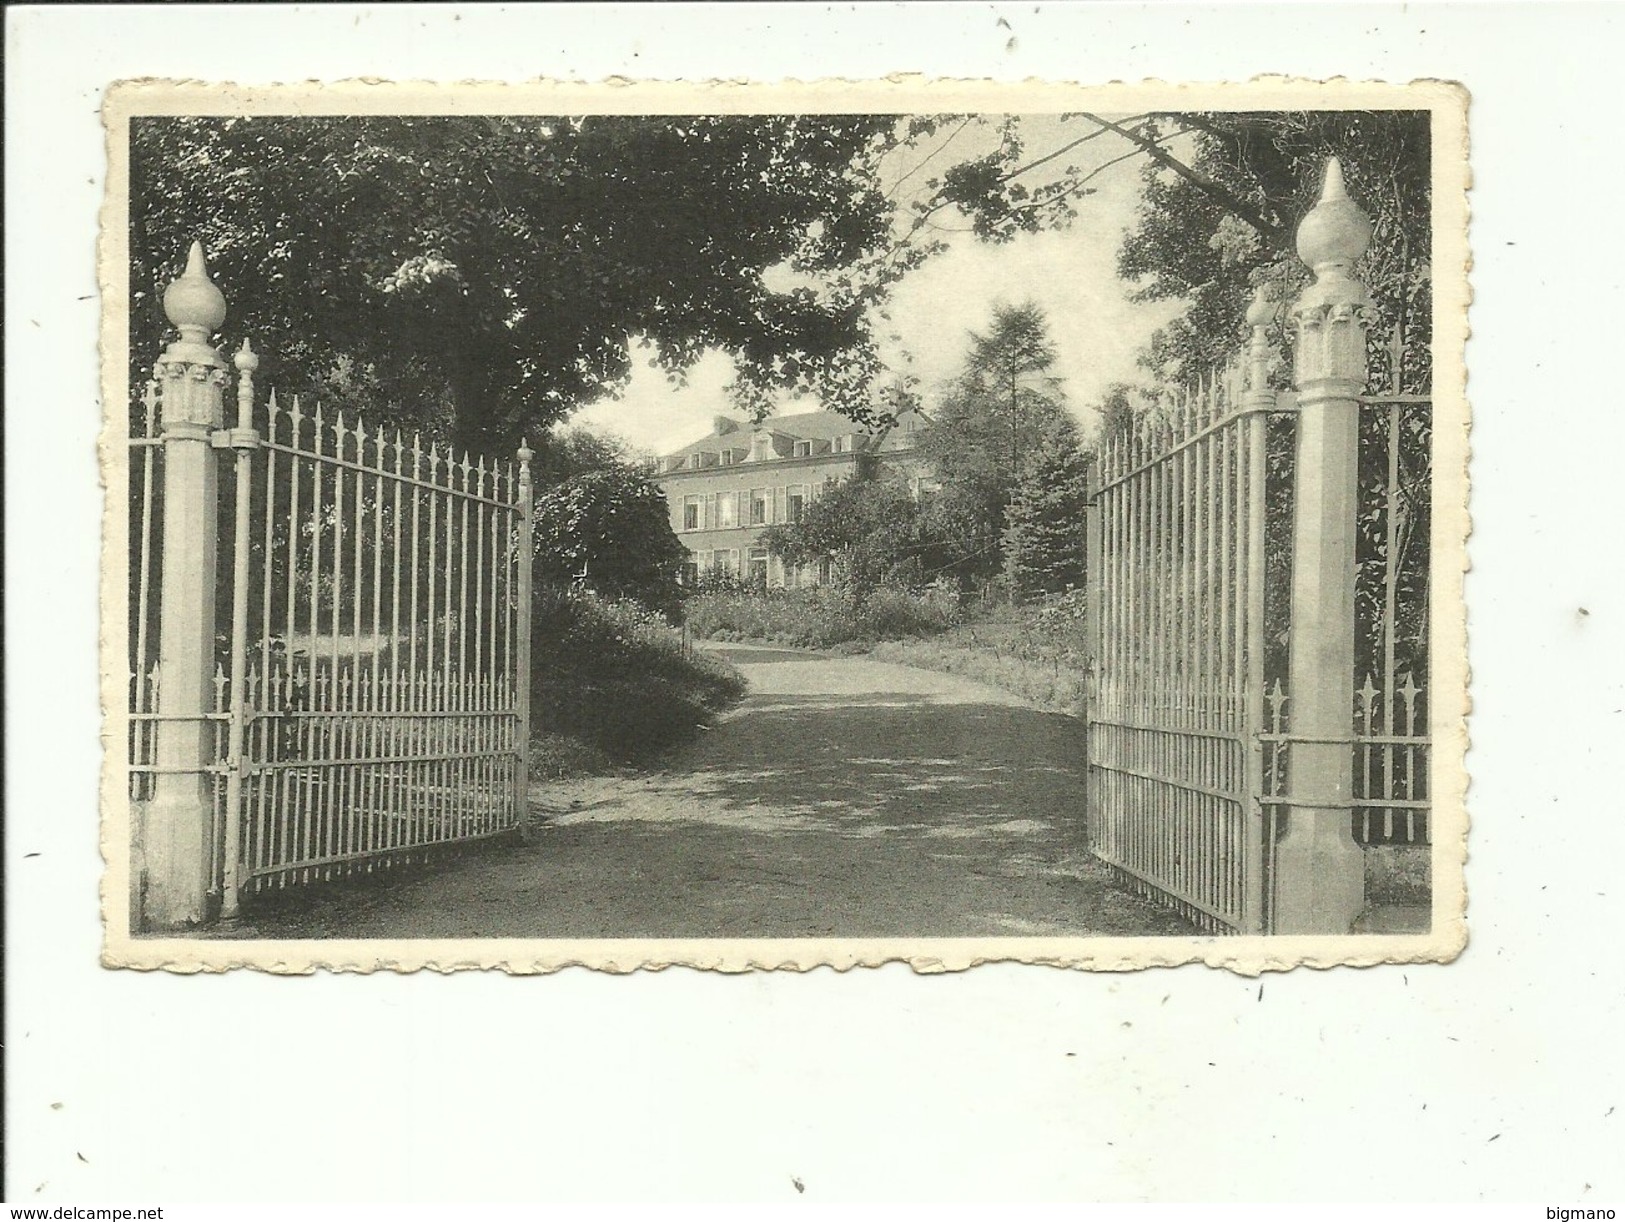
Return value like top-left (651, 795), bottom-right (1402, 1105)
top-left (775, 486), bottom-right (787, 524)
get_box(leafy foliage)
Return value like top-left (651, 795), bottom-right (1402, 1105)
top-left (131, 114), bottom-right (913, 453)
top-left (915, 301), bottom-right (1073, 582)
top-left (686, 586), bottom-right (960, 650)
top-left (1117, 111), bottom-right (1432, 392)
top-left (760, 460), bottom-right (938, 597)
top-left (530, 426), bottom-right (631, 488)
top-left (529, 588), bottom-right (745, 762)
top-left (531, 464), bottom-right (687, 620)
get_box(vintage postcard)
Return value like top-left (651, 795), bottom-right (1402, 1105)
top-left (99, 77), bottom-right (1469, 973)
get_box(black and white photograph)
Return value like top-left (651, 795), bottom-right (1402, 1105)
top-left (16, 0), bottom-right (1625, 1209)
top-left (103, 79), bottom-right (1467, 970)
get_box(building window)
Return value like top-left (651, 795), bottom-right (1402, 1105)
top-left (748, 547), bottom-right (769, 587)
top-left (713, 548), bottom-right (739, 574)
top-left (787, 485), bottom-right (806, 523)
top-left (793, 440), bottom-right (811, 457)
top-left (682, 496), bottom-right (702, 531)
top-left (750, 489), bottom-right (768, 525)
top-left (681, 561), bottom-right (699, 587)
top-left (720, 449), bottom-right (737, 465)
top-left (717, 493), bottom-right (737, 529)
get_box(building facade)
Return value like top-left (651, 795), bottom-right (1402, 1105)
top-left (654, 409), bottom-right (929, 587)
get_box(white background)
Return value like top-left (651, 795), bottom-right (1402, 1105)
top-left (6, 2), bottom-right (1623, 1205)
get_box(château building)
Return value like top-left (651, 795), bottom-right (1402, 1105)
top-left (654, 409), bottom-right (931, 587)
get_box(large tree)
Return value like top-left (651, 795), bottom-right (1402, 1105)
top-left (914, 301), bottom-right (1072, 582)
top-left (130, 114), bottom-right (912, 455)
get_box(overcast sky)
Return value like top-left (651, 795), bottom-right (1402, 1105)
top-left (570, 116), bottom-right (1192, 457)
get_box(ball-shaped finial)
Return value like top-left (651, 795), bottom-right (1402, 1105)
top-left (1245, 283), bottom-right (1279, 329)
top-left (162, 241), bottom-right (227, 334)
top-left (234, 337), bottom-right (259, 374)
top-left (1295, 158), bottom-right (1372, 273)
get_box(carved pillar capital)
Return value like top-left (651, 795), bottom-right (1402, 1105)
top-left (155, 242), bottom-right (229, 430)
top-left (1289, 158), bottom-right (1375, 399)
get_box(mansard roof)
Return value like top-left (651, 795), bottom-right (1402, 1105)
top-left (662, 408), bottom-right (926, 462)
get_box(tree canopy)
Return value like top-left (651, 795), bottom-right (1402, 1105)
top-left (130, 109), bottom-right (1434, 461)
top-left (760, 459), bottom-right (942, 597)
top-left (131, 114), bottom-right (911, 454)
top-left (1116, 110), bottom-right (1432, 393)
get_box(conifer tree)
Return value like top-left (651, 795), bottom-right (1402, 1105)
top-left (1002, 425), bottom-right (1092, 601)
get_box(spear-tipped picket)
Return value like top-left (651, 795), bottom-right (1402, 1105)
top-left (1358, 673), bottom-right (1379, 733)
top-left (1399, 671), bottom-right (1421, 732)
top-left (141, 380), bottom-right (159, 438)
top-left (1266, 677), bottom-right (1287, 734)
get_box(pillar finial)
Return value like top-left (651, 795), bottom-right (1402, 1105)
top-left (1288, 158), bottom-right (1374, 390)
top-left (1244, 282), bottom-right (1280, 395)
top-left (1246, 281), bottom-right (1280, 331)
top-left (1296, 157), bottom-right (1372, 275)
top-left (162, 240), bottom-right (227, 340)
top-left (155, 241), bottom-right (229, 427)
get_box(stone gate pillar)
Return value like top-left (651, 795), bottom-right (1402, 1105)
top-left (1278, 159), bottom-right (1371, 934)
top-left (143, 242), bottom-right (229, 928)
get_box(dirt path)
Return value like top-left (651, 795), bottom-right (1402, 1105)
top-left (234, 643), bottom-right (1196, 939)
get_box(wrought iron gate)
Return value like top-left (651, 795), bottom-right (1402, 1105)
top-left (1084, 160), bottom-right (1433, 935)
top-left (1087, 360), bottom-right (1280, 934)
top-left (127, 245), bottom-right (533, 926)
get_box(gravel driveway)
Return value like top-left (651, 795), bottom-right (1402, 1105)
top-left (231, 643), bottom-right (1196, 939)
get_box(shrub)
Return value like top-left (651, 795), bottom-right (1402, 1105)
top-left (685, 585), bottom-right (960, 649)
top-left (532, 466), bottom-right (686, 621)
top-left (531, 587), bottom-right (746, 763)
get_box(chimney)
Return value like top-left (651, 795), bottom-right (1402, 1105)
top-left (713, 415), bottom-right (739, 436)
